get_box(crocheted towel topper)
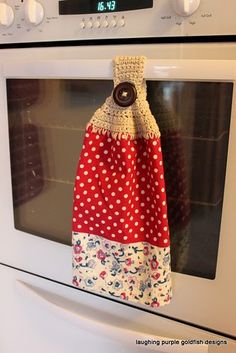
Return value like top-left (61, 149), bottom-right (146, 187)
top-left (72, 56), bottom-right (172, 308)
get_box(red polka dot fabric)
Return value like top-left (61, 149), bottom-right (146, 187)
top-left (73, 125), bottom-right (170, 248)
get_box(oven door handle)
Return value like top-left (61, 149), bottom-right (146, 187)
top-left (16, 280), bottom-right (208, 353)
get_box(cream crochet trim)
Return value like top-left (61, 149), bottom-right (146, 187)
top-left (87, 56), bottom-right (160, 140)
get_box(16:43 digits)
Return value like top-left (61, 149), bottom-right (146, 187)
top-left (97, 1), bottom-right (116, 12)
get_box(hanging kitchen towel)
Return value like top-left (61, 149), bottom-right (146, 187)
top-left (72, 56), bottom-right (172, 308)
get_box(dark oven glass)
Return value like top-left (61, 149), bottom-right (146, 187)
top-left (6, 79), bottom-right (233, 280)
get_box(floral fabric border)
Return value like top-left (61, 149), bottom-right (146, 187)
top-left (72, 232), bottom-right (172, 308)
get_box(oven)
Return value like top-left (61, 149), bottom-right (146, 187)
top-left (0, 1), bottom-right (236, 352)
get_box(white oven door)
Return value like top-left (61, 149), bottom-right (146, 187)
top-left (0, 50), bottom-right (235, 336)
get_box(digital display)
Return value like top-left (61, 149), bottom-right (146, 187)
top-left (97, 1), bottom-right (116, 12)
top-left (59, 0), bottom-right (153, 15)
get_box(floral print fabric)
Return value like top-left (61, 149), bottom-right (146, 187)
top-left (73, 232), bottom-right (172, 307)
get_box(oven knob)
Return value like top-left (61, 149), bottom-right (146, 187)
top-left (172, 0), bottom-right (200, 16)
top-left (0, 3), bottom-right (14, 27)
top-left (25, 0), bottom-right (44, 25)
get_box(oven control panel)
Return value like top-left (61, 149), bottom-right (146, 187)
top-left (0, 0), bottom-right (235, 44)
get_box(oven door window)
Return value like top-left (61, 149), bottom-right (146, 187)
top-left (6, 79), bottom-right (233, 280)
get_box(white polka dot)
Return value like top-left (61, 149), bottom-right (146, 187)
top-left (125, 224), bottom-right (129, 229)
top-left (126, 181), bottom-right (130, 186)
top-left (161, 188), bottom-right (165, 192)
top-left (91, 206), bottom-right (96, 210)
top-left (115, 211), bottom-right (119, 216)
top-left (114, 179), bottom-right (118, 184)
top-left (90, 217), bottom-right (94, 221)
top-left (73, 218), bottom-right (76, 222)
top-left (163, 214), bottom-right (167, 219)
top-left (160, 174), bottom-right (164, 179)
top-left (111, 234), bottom-right (116, 238)
top-left (164, 239), bottom-right (168, 244)
top-left (101, 230), bottom-right (105, 234)
top-left (162, 201), bottom-right (166, 206)
top-left (153, 155), bottom-right (158, 159)
top-left (135, 209), bottom-right (139, 213)
top-left (141, 177), bottom-right (145, 182)
top-left (80, 203), bottom-right (84, 207)
top-left (140, 227), bottom-right (144, 232)
top-left (94, 194), bottom-right (99, 198)
top-left (159, 161), bottom-right (163, 166)
top-left (118, 187), bottom-right (123, 192)
top-left (154, 168), bottom-right (158, 173)
top-left (146, 221), bottom-right (150, 226)
top-left (100, 142), bottom-right (104, 147)
top-left (158, 232), bottom-right (162, 237)
top-left (89, 227), bottom-right (94, 231)
top-left (84, 171), bottom-right (88, 176)
top-left (88, 141), bottom-right (92, 145)
top-left (80, 164), bottom-right (84, 169)
top-left (122, 148), bottom-right (126, 153)
top-left (113, 223), bottom-right (117, 227)
top-left (134, 234), bottom-right (138, 238)
top-left (153, 237), bottom-right (157, 241)
top-left (87, 198), bottom-right (91, 202)
top-left (95, 135), bottom-right (99, 140)
top-left (111, 192), bottom-right (116, 196)
top-left (107, 184), bottom-right (111, 189)
top-left (91, 147), bottom-right (96, 152)
top-left (120, 218), bottom-right (125, 223)
top-left (122, 206), bottom-right (126, 211)
top-left (108, 216), bottom-right (112, 220)
top-left (142, 165), bottom-right (146, 169)
top-left (164, 226), bottom-right (168, 231)
top-left (84, 220), bottom-right (88, 224)
top-left (88, 159), bottom-right (92, 163)
top-left (107, 226), bottom-right (111, 230)
top-left (121, 174), bottom-right (125, 179)
top-left (107, 138), bottom-right (112, 142)
top-left (95, 224), bottom-right (99, 228)
top-left (141, 215), bottom-right (145, 219)
top-left (116, 199), bottom-right (121, 204)
top-left (109, 204), bottom-right (114, 209)
top-left (128, 155), bottom-right (132, 159)
top-left (85, 210), bottom-right (89, 214)
top-left (118, 229), bottom-right (122, 234)
top-left (77, 225), bottom-right (82, 229)
top-left (129, 229), bottom-right (133, 233)
top-left (153, 141), bottom-right (157, 146)
top-left (101, 220), bottom-right (105, 224)
top-left (102, 209), bottom-right (107, 213)
top-left (95, 155), bottom-right (100, 159)
top-left (141, 190), bottom-right (145, 194)
top-left (130, 216), bottom-right (133, 221)
top-left (103, 150), bottom-right (108, 155)
top-left (102, 170), bottom-right (107, 174)
top-left (98, 201), bottom-right (102, 206)
top-left (135, 197), bottom-right (139, 201)
top-left (134, 222), bottom-right (139, 226)
top-left (76, 195), bottom-right (80, 199)
top-left (96, 213), bottom-right (100, 217)
top-left (124, 194), bottom-right (128, 198)
top-left (123, 236), bottom-right (128, 241)
top-left (91, 186), bottom-right (96, 190)
top-left (146, 234), bottom-right (149, 238)
top-left (80, 183), bottom-right (84, 187)
top-left (85, 133), bottom-right (89, 138)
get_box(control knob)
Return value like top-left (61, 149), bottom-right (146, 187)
top-left (172, 0), bottom-right (200, 16)
top-left (25, 0), bottom-right (44, 25)
top-left (0, 3), bottom-right (14, 27)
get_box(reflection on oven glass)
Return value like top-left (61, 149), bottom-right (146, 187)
top-left (7, 79), bottom-right (233, 281)
top-left (148, 81), bottom-right (233, 279)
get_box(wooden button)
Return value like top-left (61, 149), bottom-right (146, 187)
top-left (113, 82), bottom-right (137, 107)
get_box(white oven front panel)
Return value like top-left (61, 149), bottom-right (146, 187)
top-left (0, 0), bottom-right (235, 44)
